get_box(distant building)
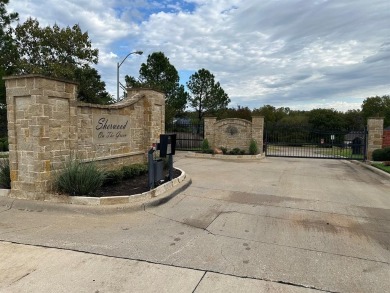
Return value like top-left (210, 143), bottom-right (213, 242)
top-left (344, 132), bottom-right (365, 146)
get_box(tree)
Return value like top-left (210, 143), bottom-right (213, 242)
top-left (362, 95), bottom-right (390, 127)
top-left (0, 0), bottom-right (19, 137)
top-left (307, 108), bottom-right (345, 130)
top-left (0, 0), bottom-right (18, 76)
top-left (75, 66), bottom-right (113, 104)
top-left (219, 105), bottom-right (252, 121)
top-left (14, 18), bottom-right (98, 77)
top-left (252, 105), bottom-right (290, 124)
top-left (125, 52), bottom-right (188, 122)
top-left (343, 109), bottom-right (364, 130)
top-left (9, 18), bottom-right (111, 104)
top-left (186, 68), bottom-right (230, 122)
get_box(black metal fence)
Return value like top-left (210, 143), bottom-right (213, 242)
top-left (0, 107), bottom-right (7, 138)
top-left (165, 122), bottom-right (204, 150)
top-left (0, 107), bottom-right (8, 152)
top-left (265, 124), bottom-right (367, 160)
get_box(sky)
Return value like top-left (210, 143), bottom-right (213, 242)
top-left (7, 0), bottom-right (390, 112)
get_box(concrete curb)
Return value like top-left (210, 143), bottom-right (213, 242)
top-left (0, 189), bottom-right (10, 197)
top-left (68, 167), bottom-right (187, 206)
top-left (0, 168), bottom-right (191, 214)
top-left (186, 152), bottom-right (265, 160)
top-left (351, 160), bottom-right (390, 180)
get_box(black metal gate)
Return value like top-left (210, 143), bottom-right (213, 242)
top-left (265, 124), bottom-right (367, 160)
top-left (165, 121), bottom-right (204, 150)
top-left (0, 106), bottom-right (8, 152)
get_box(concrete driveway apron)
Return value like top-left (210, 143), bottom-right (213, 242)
top-left (1, 155), bottom-right (389, 292)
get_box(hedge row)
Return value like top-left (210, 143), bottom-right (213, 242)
top-left (372, 147), bottom-right (390, 161)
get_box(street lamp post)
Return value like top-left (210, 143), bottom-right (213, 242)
top-left (117, 51), bottom-right (143, 102)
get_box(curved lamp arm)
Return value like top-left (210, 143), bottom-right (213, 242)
top-left (117, 51), bottom-right (143, 101)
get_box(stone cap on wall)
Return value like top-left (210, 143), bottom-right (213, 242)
top-left (127, 87), bottom-right (164, 95)
top-left (77, 89), bottom-right (165, 110)
top-left (3, 74), bottom-right (79, 85)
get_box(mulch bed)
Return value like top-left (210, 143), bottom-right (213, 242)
top-left (94, 169), bottom-right (182, 197)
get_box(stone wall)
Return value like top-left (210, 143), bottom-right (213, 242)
top-left (75, 89), bottom-right (164, 170)
top-left (4, 75), bottom-right (164, 199)
top-left (204, 116), bottom-right (264, 153)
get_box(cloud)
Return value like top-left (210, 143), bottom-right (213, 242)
top-left (7, 0), bottom-right (390, 111)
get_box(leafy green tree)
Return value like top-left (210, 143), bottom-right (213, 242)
top-left (219, 105), bottom-right (252, 121)
top-left (277, 114), bottom-right (309, 127)
top-left (186, 68), bottom-right (230, 122)
top-left (343, 109), bottom-right (364, 130)
top-left (362, 95), bottom-right (390, 127)
top-left (252, 105), bottom-right (290, 124)
top-left (14, 18), bottom-right (98, 77)
top-left (0, 0), bottom-right (18, 76)
top-left (0, 0), bottom-right (19, 137)
top-left (75, 66), bottom-right (113, 104)
top-left (125, 52), bottom-right (188, 122)
top-left (307, 108), bottom-right (345, 130)
top-left (125, 75), bottom-right (141, 88)
top-left (9, 18), bottom-right (111, 104)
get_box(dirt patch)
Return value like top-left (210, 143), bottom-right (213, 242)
top-left (94, 169), bottom-right (182, 197)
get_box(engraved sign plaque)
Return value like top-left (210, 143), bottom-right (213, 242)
top-left (93, 115), bottom-right (130, 143)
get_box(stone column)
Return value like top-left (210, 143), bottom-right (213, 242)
top-left (204, 117), bottom-right (217, 148)
top-left (251, 116), bottom-right (264, 154)
top-left (367, 117), bottom-right (384, 160)
top-left (135, 89), bottom-right (165, 148)
top-left (4, 75), bottom-right (77, 199)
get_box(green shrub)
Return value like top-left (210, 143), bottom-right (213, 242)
top-left (103, 163), bottom-right (148, 186)
top-left (249, 139), bottom-right (258, 155)
top-left (201, 138), bottom-right (210, 153)
top-left (0, 158), bottom-right (11, 189)
top-left (384, 147), bottom-right (390, 160)
top-left (372, 147), bottom-right (390, 161)
top-left (220, 147), bottom-right (228, 154)
top-left (55, 159), bottom-right (105, 196)
top-left (122, 163), bottom-right (148, 178)
top-left (204, 149), bottom-right (214, 154)
top-left (228, 148), bottom-right (241, 155)
top-left (372, 149), bottom-right (384, 161)
top-left (103, 169), bottom-right (124, 186)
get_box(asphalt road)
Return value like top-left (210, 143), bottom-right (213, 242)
top-left (1, 155), bottom-right (389, 292)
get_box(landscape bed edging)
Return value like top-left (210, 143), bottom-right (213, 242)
top-left (0, 168), bottom-right (188, 206)
top-left (69, 167), bottom-right (187, 205)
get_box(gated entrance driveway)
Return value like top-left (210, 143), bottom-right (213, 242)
top-left (265, 124), bottom-right (367, 160)
top-left (1, 155), bottom-right (390, 292)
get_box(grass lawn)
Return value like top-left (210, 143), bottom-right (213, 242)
top-left (321, 147), bottom-right (364, 159)
top-left (371, 163), bottom-right (390, 174)
top-left (0, 154), bottom-right (8, 159)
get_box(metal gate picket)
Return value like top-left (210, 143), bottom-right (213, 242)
top-left (265, 124), bottom-right (367, 160)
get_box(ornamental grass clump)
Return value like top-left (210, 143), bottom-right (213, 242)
top-left (55, 158), bottom-right (105, 196)
top-left (0, 158), bottom-right (11, 189)
top-left (201, 138), bottom-right (213, 153)
top-left (249, 139), bottom-right (259, 155)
